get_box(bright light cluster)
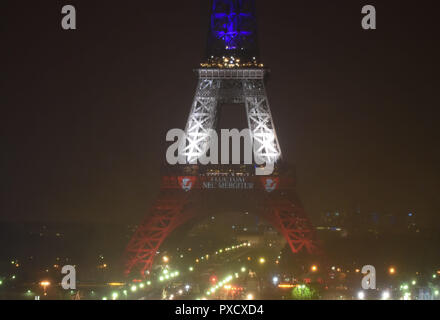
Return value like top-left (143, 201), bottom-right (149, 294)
top-left (201, 56), bottom-right (263, 69)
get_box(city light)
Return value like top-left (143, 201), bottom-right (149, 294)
top-left (210, 275), bottom-right (218, 284)
top-left (4, 231), bottom-right (437, 302)
top-left (108, 282), bottom-right (125, 286)
top-left (381, 291), bottom-right (391, 300)
top-left (14, 239), bottom-right (436, 303)
top-left (278, 284), bottom-right (295, 289)
top-left (163, 256), bottom-right (169, 263)
top-left (400, 284), bottom-right (409, 291)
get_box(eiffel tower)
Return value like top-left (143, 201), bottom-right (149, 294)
top-left (124, 0), bottom-right (319, 278)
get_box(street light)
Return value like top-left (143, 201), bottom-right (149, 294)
top-left (388, 267), bottom-right (396, 275)
top-left (40, 281), bottom-right (50, 296)
top-left (401, 284), bottom-right (409, 290)
top-left (311, 265), bottom-right (318, 272)
top-left (210, 275), bottom-right (218, 284)
top-left (259, 258), bottom-right (266, 264)
top-left (381, 291), bottom-right (391, 300)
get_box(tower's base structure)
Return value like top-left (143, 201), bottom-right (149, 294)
top-left (124, 165), bottom-right (319, 278)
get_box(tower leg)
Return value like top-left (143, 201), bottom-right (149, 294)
top-left (243, 79), bottom-right (282, 164)
top-left (261, 195), bottom-right (318, 255)
top-left (124, 190), bottom-right (195, 278)
top-left (181, 79), bottom-right (221, 164)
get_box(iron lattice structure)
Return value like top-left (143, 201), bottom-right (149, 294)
top-left (180, 69), bottom-right (281, 165)
top-left (124, 174), bottom-right (319, 277)
top-left (124, 0), bottom-right (319, 278)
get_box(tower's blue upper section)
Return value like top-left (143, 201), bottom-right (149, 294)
top-left (205, 0), bottom-right (260, 67)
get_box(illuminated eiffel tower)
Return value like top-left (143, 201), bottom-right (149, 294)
top-left (124, 0), bottom-right (319, 278)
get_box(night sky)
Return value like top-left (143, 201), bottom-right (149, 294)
top-left (1, 1), bottom-right (439, 225)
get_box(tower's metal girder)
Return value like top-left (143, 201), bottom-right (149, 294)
top-left (180, 69), bottom-right (282, 165)
top-left (124, 178), bottom-right (318, 278)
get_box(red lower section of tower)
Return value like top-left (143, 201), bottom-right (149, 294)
top-left (124, 172), bottom-right (319, 278)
